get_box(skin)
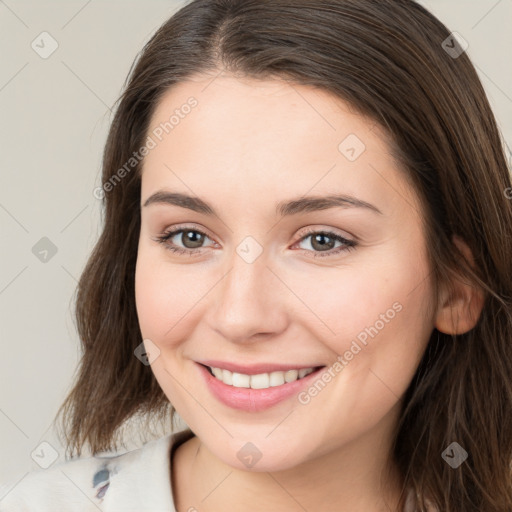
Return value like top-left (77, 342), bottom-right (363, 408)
top-left (134, 73), bottom-right (483, 512)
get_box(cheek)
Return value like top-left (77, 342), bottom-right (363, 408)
top-left (135, 257), bottom-right (170, 340)
top-left (286, 255), bottom-right (433, 445)
top-left (134, 245), bottom-right (211, 348)
top-left (286, 240), bottom-right (433, 378)
top-left (289, 264), bottom-right (428, 345)
top-left (134, 249), bottom-right (203, 405)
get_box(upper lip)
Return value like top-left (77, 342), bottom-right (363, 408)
top-left (197, 360), bottom-right (325, 375)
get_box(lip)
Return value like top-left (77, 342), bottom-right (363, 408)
top-left (196, 362), bottom-right (326, 412)
top-left (197, 359), bottom-right (323, 375)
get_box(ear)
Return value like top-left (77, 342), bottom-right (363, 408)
top-left (434, 236), bottom-right (485, 335)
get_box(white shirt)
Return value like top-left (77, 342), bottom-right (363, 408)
top-left (1, 428), bottom-right (434, 511)
top-left (0, 428), bottom-right (195, 512)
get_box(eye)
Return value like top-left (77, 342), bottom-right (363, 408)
top-left (153, 225), bottom-right (216, 256)
top-left (292, 228), bottom-right (357, 258)
top-left (153, 225), bottom-right (357, 258)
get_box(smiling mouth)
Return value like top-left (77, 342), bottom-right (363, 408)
top-left (200, 363), bottom-right (325, 390)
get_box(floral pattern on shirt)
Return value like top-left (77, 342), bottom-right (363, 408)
top-left (92, 466), bottom-right (111, 501)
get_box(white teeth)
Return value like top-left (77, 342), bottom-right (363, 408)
top-left (269, 371), bottom-right (285, 387)
top-left (250, 373), bottom-right (269, 389)
top-left (212, 368), bottom-right (223, 379)
top-left (222, 369), bottom-right (233, 385)
top-left (232, 372), bottom-right (250, 388)
top-left (208, 366), bottom-right (316, 389)
top-left (284, 369), bottom-right (298, 382)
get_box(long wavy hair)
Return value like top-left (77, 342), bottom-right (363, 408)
top-left (54, 1), bottom-right (512, 510)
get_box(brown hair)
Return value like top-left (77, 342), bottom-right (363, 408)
top-left (54, 1), bottom-right (512, 510)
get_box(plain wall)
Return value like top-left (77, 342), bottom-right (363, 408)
top-left (1, 0), bottom-right (511, 486)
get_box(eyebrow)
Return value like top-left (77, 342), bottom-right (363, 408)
top-left (142, 191), bottom-right (383, 217)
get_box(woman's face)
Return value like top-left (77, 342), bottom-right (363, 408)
top-left (135, 74), bottom-right (436, 471)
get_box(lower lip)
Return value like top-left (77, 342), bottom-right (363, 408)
top-left (196, 363), bottom-right (325, 412)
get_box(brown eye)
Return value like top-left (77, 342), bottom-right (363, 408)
top-left (155, 226), bottom-right (215, 256)
top-left (295, 230), bottom-right (357, 258)
top-left (309, 233), bottom-right (337, 252)
top-left (179, 230), bottom-right (206, 249)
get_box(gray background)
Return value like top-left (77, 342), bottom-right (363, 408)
top-left (1, 0), bottom-right (511, 485)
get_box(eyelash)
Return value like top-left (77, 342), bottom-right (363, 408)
top-left (153, 225), bottom-right (357, 259)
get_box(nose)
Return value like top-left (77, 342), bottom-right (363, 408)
top-left (205, 247), bottom-right (289, 345)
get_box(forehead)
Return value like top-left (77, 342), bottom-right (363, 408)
top-left (140, 74), bottom-right (420, 219)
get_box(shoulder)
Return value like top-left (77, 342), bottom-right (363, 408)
top-left (0, 451), bottom-right (109, 511)
top-left (0, 429), bottom-right (194, 512)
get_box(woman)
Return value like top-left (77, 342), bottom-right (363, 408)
top-left (2, 0), bottom-right (511, 510)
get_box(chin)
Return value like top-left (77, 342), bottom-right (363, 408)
top-left (209, 433), bottom-right (314, 473)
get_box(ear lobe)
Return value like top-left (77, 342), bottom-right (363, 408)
top-left (434, 236), bottom-right (485, 335)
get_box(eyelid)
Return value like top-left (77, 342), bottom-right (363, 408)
top-left (161, 223), bottom-right (217, 243)
top-left (296, 225), bottom-right (355, 241)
